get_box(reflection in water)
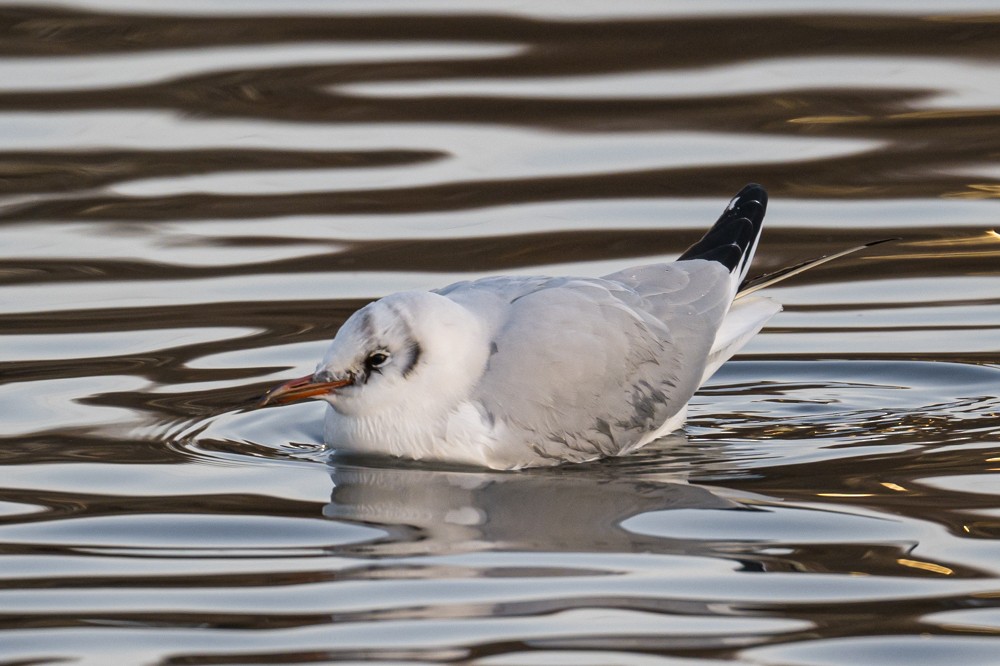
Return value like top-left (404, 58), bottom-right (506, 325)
top-left (318, 425), bottom-right (995, 579)
top-left (2, 1), bottom-right (1000, 664)
top-left (324, 453), bottom-right (743, 557)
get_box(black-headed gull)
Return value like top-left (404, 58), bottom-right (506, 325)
top-left (258, 184), bottom-right (858, 469)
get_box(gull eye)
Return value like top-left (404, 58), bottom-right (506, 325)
top-left (365, 351), bottom-right (390, 370)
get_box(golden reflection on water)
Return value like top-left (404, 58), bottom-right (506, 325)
top-left (897, 558), bottom-right (955, 576)
top-left (907, 231), bottom-right (1000, 247)
top-left (947, 184), bottom-right (1000, 199)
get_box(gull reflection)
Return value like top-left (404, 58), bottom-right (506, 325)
top-left (322, 438), bottom-right (748, 558)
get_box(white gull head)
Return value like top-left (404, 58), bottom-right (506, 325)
top-left (314, 291), bottom-right (490, 420)
top-left (273, 290), bottom-right (530, 468)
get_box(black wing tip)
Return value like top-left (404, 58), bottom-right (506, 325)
top-left (729, 183), bottom-right (768, 217)
top-left (694, 243), bottom-right (743, 271)
top-left (677, 183), bottom-right (768, 268)
top-left (737, 182), bottom-right (767, 201)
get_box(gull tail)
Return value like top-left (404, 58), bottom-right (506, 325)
top-left (673, 183), bottom-right (896, 383)
top-left (701, 295), bottom-right (780, 384)
top-left (702, 236), bottom-right (897, 384)
top-left (678, 183), bottom-right (767, 293)
top-left (674, 183), bottom-right (772, 384)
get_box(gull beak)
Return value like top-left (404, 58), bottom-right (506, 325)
top-left (256, 373), bottom-right (352, 408)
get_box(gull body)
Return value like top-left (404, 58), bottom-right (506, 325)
top-left (262, 184), bottom-right (779, 469)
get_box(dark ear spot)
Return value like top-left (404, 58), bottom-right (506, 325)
top-left (401, 341), bottom-right (422, 378)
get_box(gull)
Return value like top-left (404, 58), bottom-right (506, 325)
top-left (258, 184), bottom-right (872, 469)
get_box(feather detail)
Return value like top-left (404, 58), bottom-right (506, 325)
top-left (737, 238), bottom-right (898, 299)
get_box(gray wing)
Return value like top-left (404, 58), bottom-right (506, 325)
top-left (442, 261), bottom-right (734, 462)
top-left (601, 257), bottom-right (735, 324)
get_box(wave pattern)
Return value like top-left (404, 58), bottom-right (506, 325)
top-left (1, 2), bottom-right (999, 664)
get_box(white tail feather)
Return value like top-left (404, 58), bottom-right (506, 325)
top-left (701, 295), bottom-right (782, 384)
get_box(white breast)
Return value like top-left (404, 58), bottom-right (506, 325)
top-left (323, 400), bottom-right (508, 468)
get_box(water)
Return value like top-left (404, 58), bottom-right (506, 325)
top-left (1, 1), bottom-right (999, 664)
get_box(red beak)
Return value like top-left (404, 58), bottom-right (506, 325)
top-left (256, 373), bottom-right (352, 408)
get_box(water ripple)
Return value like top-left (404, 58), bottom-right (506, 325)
top-left (2, 3), bottom-right (999, 665)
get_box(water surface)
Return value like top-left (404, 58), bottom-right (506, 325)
top-left (1, 1), bottom-right (999, 664)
